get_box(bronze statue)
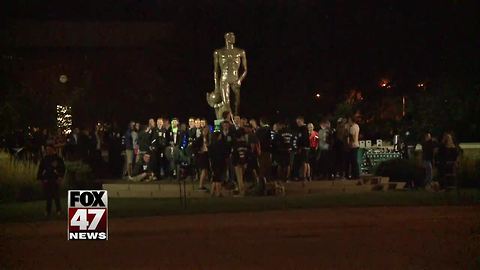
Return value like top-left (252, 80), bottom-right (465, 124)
top-left (207, 32), bottom-right (247, 119)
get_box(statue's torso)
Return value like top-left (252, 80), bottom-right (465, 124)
top-left (216, 47), bottom-right (244, 82)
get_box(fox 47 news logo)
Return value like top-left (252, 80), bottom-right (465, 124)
top-left (68, 190), bottom-right (108, 240)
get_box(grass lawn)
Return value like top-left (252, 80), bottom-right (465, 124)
top-left (1, 189), bottom-right (480, 223)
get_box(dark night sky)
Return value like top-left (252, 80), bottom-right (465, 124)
top-left (1, 0), bottom-right (479, 125)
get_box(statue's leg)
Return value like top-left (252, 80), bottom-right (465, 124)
top-left (221, 81), bottom-right (232, 115)
top-left (215, 108), bottom-right (221, 120)
top-left (232, 85), bottom-right (241, 115)
top-left (220, 81), bottom-right (230, 106)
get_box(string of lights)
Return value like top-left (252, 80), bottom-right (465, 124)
top-left (56, 104), bottom-right (73, 134)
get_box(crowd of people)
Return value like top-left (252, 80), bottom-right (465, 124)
top-left (107, 111), bottom-right (362, 196)
top-left (3, 124), bottom-right (121, 177)
top-left (0, 105), bottom-right (462, 217)
top-left (420, 131), bottom-right (460, 190)
top-left (22, 114), bottom-right (460, 216)
top-left (2, 108), bottom-right (466, 197)
top-left (2, 111), bottom-right (364, 196)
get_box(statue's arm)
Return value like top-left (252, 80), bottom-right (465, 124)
top-left (238, 50), bottom-right (247, 84)
top-left (213, 51), bottom-right (219, 89)
top-left (211, 50), bottom-right (226, 107)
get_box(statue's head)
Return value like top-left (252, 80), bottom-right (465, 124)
top-left (224, 32), bottom-right (235, 45)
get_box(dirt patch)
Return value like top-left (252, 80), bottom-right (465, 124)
top-left (1, 206), bottom-right (480, 269)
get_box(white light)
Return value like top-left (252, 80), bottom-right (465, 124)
top-left (56, 104), bottom-right (73, 134)
top-left (59, 74), bottom-right (68, 83)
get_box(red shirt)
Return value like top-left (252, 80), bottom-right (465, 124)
top-left (309, 131), bottom-right (319, 149)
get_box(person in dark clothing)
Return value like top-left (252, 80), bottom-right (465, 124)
top-left (165, 118), bottom-right (184, 178)
top-left (220, 120), bottom-right (235, 146)
top-left (232, 129), bottom-right (250, 195)
top-left (332, 118), bottom-right (348, 179)
top-left (317, 118), bottom-right (332, 179)
top-left (123, 121), bottom-right (135, 179)
top-left (137, 124), bottom-right (151, 163)
top-left (131, 153), bottom-right (156, 182)
top-left (256, 117), bottom-right (273, 183)
top-left (65, 128), bottom-right (79, 160)
top-left (220, 120), bottom-right (236, 184)
top-left (31, 127), bottom-right (43, 163)
top-left (91, 124), bottom-right (104, 177)
top-left (186, 117), bottom-right (198, 179)
top-left (245, 124), bottom-right (261, 184)
top-left (209, 132), bottom-right (230, 196)
top-left (37, 145), bottom-right (65, 217)
top-left (274, 122), bottom-right (294, 181)
top-left (77, 128), bottom-right (93, 163)
top-left (144, 119), bottom-right (158, 179)
top-left (295, 116), bottom-right (310, 181)
top-left (40, 128), bottom-right (50, 156)
top-left (193, 127), bottom-right (211, 190)
top-left (437, 133), bottom-right (459, 189)
top-left (420, 132), bottom-right (437, 188)
top-left (107, 123), bottom-right (123, 178)
top-left (187, 117), bottom-right (198, 144)
top-left (270, 123), bottom-right (280, 179)
top-left (155, 118), bottom-right (168, 178)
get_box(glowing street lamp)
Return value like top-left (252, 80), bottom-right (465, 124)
top-left (59, 74), bottom-right (68, 84)
top-left (380, 78), bottom-right (391, 88)
top-left (417, 82), bottom-right (426, 90)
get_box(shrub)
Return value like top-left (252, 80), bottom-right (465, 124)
top-left (0, 152), bottom-right (43, 202)
top-left (0, 152), bottom-right (96, 202)
top-left (457, 149), bottom-right (480, 188)
top-left (377, 148), bottom-right (480, 188)
top-left (375, 158), bottom-right (424, 186)
top-left (64, 161), bottom-right (96, 190)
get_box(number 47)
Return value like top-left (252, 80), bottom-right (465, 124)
top-left (71, 209), bottom-right (105, 230)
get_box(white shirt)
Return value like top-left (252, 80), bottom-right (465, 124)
top-left (131, 131), bottom-right (138, 149)
top-left (349, 123), bottom-right (360, 148)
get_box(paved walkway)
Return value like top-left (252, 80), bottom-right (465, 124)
top-left (1, 206), bottom-right (479, 269)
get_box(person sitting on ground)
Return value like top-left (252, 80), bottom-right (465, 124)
top-left (131, 153), bottom-right (156, 182)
